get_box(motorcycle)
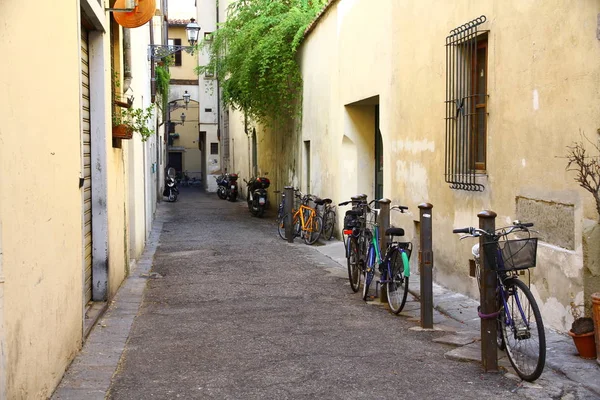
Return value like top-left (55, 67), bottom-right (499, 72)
top-left (244, 176), bottom-right (270, 217)
top-left (216, 173), bottom-right (238, 201)
top-left (163, 167), bottom-right (179, 202)
top-left (226, 173), bottom-right (239, 201)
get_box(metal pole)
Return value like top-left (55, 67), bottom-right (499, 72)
top-left (419, 203), bottom-right (434, 329)
top-left (478, 210), bottom-right (498, 372)
top-left (284, 186), bottom-right (294, 243)
top-left (378, 199), bottom-right (391, 303)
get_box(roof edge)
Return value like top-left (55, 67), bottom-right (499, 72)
top-left (302, 0), bottom-right (339, 43)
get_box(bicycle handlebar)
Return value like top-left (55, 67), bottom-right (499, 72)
top-left (453, 221), bottom-right (535, 237)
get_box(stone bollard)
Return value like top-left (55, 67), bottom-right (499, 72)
top-left (478, 210), bottom-right (498, 372)
top-left (419, 203), bottom-right (434, 329)
top-left (284, 186), bottom-right (294, 243)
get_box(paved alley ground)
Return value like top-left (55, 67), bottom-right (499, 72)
top-left (54, 188), bottom-right (600, 399)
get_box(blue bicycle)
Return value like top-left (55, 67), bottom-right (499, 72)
top-left (363, 202), bottom-right (412, 313)
top-left (453, 221), bottom-right (545, 382)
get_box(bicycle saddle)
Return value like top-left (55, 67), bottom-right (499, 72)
top-left (322, 198), bottom-right (332, 204)
top-left (313, 197), bottom-right (325, 205)
top-left (386, 227), bottom-right (405, 237)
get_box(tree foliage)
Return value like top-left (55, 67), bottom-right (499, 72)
top-left (197, 0), bottom-right (327, 126)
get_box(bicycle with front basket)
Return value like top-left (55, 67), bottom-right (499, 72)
top-left (453, 221), bottom-right (545, 382)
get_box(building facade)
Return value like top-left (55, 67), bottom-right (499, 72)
top-left (0, 0), bottom-right (165, 396)
top-left (225, 0), bottom-right (600, 333)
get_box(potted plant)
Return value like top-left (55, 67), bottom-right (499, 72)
top-left (568, 300), bottom-right (597, 359)
top-left (112, 105), bottom-right (155, 141)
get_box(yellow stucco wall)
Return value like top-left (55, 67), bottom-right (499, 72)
top-left (168, 25), bottom-right (198, 81)
top-left (296, 0), bottom-right (600, 332)
top-left (0, 3), bottom-right (134, 396)
top-left (0, 2), bottom-right (83, 397)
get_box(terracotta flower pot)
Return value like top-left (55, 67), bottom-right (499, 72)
top-left (568, 330), bottom-right (597, 359)
top-left (112, 124), bottom-right (133, 140)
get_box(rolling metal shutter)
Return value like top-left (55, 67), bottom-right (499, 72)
top-left (81, 27), bottom-right (93, 305)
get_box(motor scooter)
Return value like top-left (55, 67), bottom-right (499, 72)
top-left (163, 167), bottom-right (179, 202)
top-left (226, 173), bottom-right (239, 201)
top-left (216, 173), bottom-right (239, 201)
top-left (244, 176), bottom-right (270, 217)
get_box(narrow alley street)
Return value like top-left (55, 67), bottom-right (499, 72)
top-left (54, 188), bottom-right (599, 399)
top-left (108, 188), bottom-right (515, 399)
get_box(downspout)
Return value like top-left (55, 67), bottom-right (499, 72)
top-left (123, 28), bottom-right (132, 92)
top-left (216, 1), bottom-right (222, 169)
top-left (149, 19), bottom-right (161, 202)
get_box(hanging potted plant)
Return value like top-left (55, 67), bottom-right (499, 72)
top-left (112, 105), bottom-right (155, 141)
top-left (568, 300), bottom-right (597, 359)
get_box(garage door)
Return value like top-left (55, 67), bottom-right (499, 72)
top-left (81, 26), bottom-right (93, 305)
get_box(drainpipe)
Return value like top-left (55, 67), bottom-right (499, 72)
top-left (216, 1), bottom-right (222, 169)
top-left (123, 28), bottom-right (132, 92)
top-left (149, 19), bottom-right (162, 202)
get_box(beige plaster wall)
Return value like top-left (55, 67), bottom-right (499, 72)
top-left (0, 2), bottom-right (84, 397)
top-left (168, 26), bottom-right (197, 81)
top-left (297, 0), bottom-right (600, 331)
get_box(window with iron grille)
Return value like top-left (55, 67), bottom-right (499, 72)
top-left (210, 142), bottom-right (219, 155)
top-left (445, 15), bottom-right (488, 192)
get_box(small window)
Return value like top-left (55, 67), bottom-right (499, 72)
top-left (205, 108), bottom-right (212, 112)
top-left (168, 38), bottom-right (182, 66)
top-left (204, 32), bottom-right (213, 41)
top-left (210, 142), bottom-right (218, 155)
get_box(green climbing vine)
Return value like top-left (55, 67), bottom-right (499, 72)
top-left (155, 56), bottom-right (173, 116)
top-left (196, 0), bottom-right (327, 126)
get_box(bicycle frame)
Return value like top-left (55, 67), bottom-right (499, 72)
top-left (297, 204), bottom-right (317, 232)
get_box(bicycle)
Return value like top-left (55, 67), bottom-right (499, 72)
top-left (279, 192), bottom-right (322, 245)
top-left (339, 197), bottom-right (370, 293)
top-left (316, 198), bottom-right (336, 241)
top-left (275, 189), bottom-right (300, 240)
top-left (362, 202), bottom-right (412, 311)
top-left (453, 221), bottom-right (546, 382)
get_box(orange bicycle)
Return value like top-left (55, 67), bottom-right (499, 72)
top-left (278, 192), bottom-right (322, 245)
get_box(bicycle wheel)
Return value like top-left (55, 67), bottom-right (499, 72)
top-left (499, 278), bottom-right (546, 382)
top-left (321, 210), bottom-right (336, 241)
top-left (386, 248), bottom-right (409, 314)
top-left (347, 237), bottom-right (361, 293)
top-left (304, 215), bottom-right (323, 245)
top-left (277, 213), bottom-right (300, 240)
top-left (362, 244), bottom-right (375, 301)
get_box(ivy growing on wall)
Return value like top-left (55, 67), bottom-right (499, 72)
top-left (196, 0), bottom-right (327, 126)
top-left (155, 56), bottom-right (173, 117)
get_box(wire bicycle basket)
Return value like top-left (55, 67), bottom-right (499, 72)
top-left (483, 237), bottom-right (538, 271)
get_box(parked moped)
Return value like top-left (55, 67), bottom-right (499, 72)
top-left (244, 176), bottom-right (270, 217)
top-left (163, 167), bottom-right (179, 202)
top-left (216, 173), bottom-right (239, 201)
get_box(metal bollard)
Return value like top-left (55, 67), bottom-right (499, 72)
top-left (478, 210), bottom-right (498, 372)
top-left (418, 203), bottom-right (434, 329)
top-left (378, 199), bottom-right (391, 302)
top-left (284, 186), bottom-right (294, 243)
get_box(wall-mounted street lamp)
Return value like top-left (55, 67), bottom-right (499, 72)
top-left (171, 112), bottom-right (186, 126)
top-left (148, 19), bottom-right (201, 61)
top-left (182, 91), bottom-right (191, 109)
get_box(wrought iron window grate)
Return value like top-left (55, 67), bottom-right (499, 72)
top-left (445, 15), bottom-right (488, 192)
